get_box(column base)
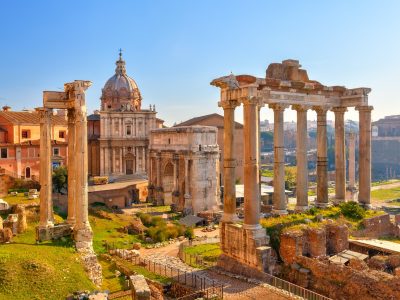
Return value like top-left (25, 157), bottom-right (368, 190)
top-left (359, 202), bottom-right (372, 209)
top-left (333, 198), bottom-right (346, 205)
top-left (315, 202), bottom-right (330, 208)
top-left (242, 223), bottom-right (262, 230)
top-left (272, 209), bottom-right (288, 215)
top-left (66, 218), bottom-right (76, 226)
top-left (221, 213), bottom-right (240, 223)
top-left (295, 205), bottom-right (309, 212)
top-left (38, 221), bottom-right (54, 229)
top-left (74, 225), bottom-right (93, 251)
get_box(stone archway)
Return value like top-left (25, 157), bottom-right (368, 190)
top-left (162, 162), bottom-right (174, 205)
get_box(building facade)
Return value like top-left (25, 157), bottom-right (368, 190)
top-left (176, 113), bottom-right (244, 184)
top-left (372, 115), bottom-right (400, 180)
top-left (148, 126), bottom-right (221, 214)
top-left (88, 52), bottom-right (163, 178)
top-left (0, 106), bottom-right (68, 180)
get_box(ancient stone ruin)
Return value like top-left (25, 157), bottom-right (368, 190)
top-left (35, 80), bottom-right (102, 285)
top-left (211, 59), bottom-right (373, 276)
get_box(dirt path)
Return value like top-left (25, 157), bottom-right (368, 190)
top-left (371, 181), bottom-right (400, 191)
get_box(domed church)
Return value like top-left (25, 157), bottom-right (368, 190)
top-left (88, 52), bottom-right (163, 178)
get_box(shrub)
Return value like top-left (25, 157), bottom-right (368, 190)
top-left (184, 227), bottom-right (195, 240)
top-left (339, 201), bottom-right (366, 221)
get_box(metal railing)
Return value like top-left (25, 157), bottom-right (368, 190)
top-left (178, 239), bottom-right (331, 300)
top-left (111, 251), bottom-right (224, 299)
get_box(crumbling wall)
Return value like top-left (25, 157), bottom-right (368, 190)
top-left (353, 214), bottom-right (399, 238)
top-left (292, 256), bottom-right (400, 300)
top-left (279, 231), bottom-right (304, 264)
top-left (326, 223), bottom-right (348, 255)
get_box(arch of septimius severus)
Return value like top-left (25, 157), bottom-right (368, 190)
top-left (211, 59), bottom-right (372, 274)
top-left (36, 80), bottom-right (93, 250)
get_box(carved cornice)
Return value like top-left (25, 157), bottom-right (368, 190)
top-left (291, 104), bottom-right (311, 112)
top-left (312, 106), bottom-right (330, 115)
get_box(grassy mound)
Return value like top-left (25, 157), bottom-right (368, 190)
top-left (0, 225), bottom-right (94, 300)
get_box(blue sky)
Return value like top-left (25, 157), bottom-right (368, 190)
top-left (0, 0), bottom-right (399, 125)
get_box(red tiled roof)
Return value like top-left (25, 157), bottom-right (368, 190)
top-left (0, 111), bottom-right (67, 125)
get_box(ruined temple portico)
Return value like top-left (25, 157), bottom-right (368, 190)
top-left (211, 59), bottom-right (373, 275)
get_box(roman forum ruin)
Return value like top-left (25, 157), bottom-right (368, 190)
top-left (211, 59), bottom-right (373, 273)
top-left (36, 80), bottom-right (93, 250)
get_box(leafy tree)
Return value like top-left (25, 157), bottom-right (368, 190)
top-left (184, 227), bottom-right (195, 240)
top-left (52, 166), bottom-right (68, 194)
top-left (285, 166), bottom-right (297, 189)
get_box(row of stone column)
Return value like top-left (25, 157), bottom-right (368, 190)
top-left (38, 107), bottom-right (90, 231)
top-left (100, 146), bottom-right (147, 175)
top-left (221, 99), bottom-right (373, 225)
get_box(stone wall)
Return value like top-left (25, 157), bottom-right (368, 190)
top-left (0, 174), bottom-right (14, 197)
top-left (36, 223), bottom-right (72, 242)
top-left (218, 222), bottom-right (271, 274)
top-left (279, 223), bottom-right (348, 264)
top-left (291, 256), bottom-right (400, 300)
top-left (353, 214), bottom-right (400, 238)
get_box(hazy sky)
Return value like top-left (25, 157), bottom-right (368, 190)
top-left (0, 0), bottom-right (399, 126)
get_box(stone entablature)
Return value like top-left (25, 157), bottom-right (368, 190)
top-left (148, 126), bottom-right (220, 214)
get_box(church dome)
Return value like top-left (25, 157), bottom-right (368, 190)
top-left (101, 51), bottom-right (142, 111)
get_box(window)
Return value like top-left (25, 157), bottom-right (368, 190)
top-left (21, 130), bottom-right (30, 139)
top-left (126, 125), bottom-right (132, 135)
top-left (53, 147), bottom-right (60, 156)
top-left (59, 131), bottom-right (66, 139)
top-left (0, 148), bottom-right (7, 158)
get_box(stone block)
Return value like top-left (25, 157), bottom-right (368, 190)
top-left (280, 230), bottom-right (304, 264)
top-left (130, 275), bottom-right (151, 300)
top-left (306, 227), bottom-right (326, 258)
top-left (326, 223), bottom-right (348, 255)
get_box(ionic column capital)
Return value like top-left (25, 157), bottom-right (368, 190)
top-left (332, 106), bottom-right (348, 114)
top-left (355, 105), bottom-right (374, 112)
top-left (36, 107), bottom-right (53, 123)
top-left (269, 103), bottom-right (289, 111)
top-left (312, 106), bottom-right (330, 116)
top-left (292, 104), bottom-right (311, 112)
top-left (218, 100), bottom-right (240, 110)
top-left (242, 96), bottom-right (262, 107)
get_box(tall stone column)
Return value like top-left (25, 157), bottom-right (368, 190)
top-left (293, 105), bottom-right (309, 211)
top-left (184, 158), bottom-right (192, 211)
top-left (156, 153), bottom-right (161, 187)
top-left (119, 147), bottom-right (123, 174)
top-left (67, 108), bottom-right (76, 225)
top-left (38, 108), bottom-right (54, 228)
top-left (313, 107), bottom-right (329, 207)
top-left (100, 147), bottom-right (104, 176)
top-left (173, 154), bottom-right (178, 191)
top-left (74, 106), bottom-right (91, 232)
top-left (219, 100), bottom-right (239, 223)
top-left (269, 103), bottom-right (288, 215)
top-left (348, 132), bottom-right (356, 189)
top-left (333, 107), bottom-right (347, 203)
top-left (357, 106), bottom-right (373, 207)
top-left (142, 147), bottom-right (146, 172)
top-left (243, 97), bottom-right (262, 228)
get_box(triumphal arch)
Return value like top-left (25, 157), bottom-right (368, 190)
top-left (211, 59), bottom-right (372, 274)
top-left (36, 80), bottom-right (93, 250)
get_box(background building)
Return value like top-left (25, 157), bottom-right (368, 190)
top-left (176, 113), bottom-right (244, 184)
top-left (88, 53), bottom-right (163, 178)
top-left (0, 106), bottom-right (68, 180)
top-left (148, 126), bottom-right (221, 214)
top-left (372, 115), bottom-right (400, 180)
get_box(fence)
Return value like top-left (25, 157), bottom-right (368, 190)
top-left (178, 238), bottom-right (331, 300)
top-left (111, 250), bottom-right (224, 299)
top-left (178, 237), bottom-right (220, 268)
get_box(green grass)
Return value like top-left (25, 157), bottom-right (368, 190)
top-left (183, 243), bottom-right (221, 268)
top-left (0, 223), bottom-right (94, 300)
top-left (371, 187), bottom-right (400, 203)
top-left (90, 208), bottom-right (141, 254)
top-left (2, 193), bottom-right (38, 206)
top-left (99, 256), bottom-right (128, 293)
top-left (372, 179), bottom-right (400, 187)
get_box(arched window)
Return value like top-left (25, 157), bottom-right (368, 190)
top-left (25, 167), bottom-right (31, 178)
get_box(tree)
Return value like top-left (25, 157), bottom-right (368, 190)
top-left (285, 166), bottom-right (297, 189)
top-left (53, 166), bottom-right (68, 194)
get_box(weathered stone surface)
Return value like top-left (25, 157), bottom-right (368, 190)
top-left (279, 230), bottom-right (304, 264)
top-left (36, 223), bottom-right (72, 242)
top-left (306, 227), bottom-right (326, 258)
top-left (326, 223), bottom-right (348, 255)
top-left (130, 275), bottom-right (151, 300)
top-left (15, 204), bottom-right (27, 233)
top-left (0, 228), bottom-right (12, 243)
top-left (79, 249), bottom-right (102, 287)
